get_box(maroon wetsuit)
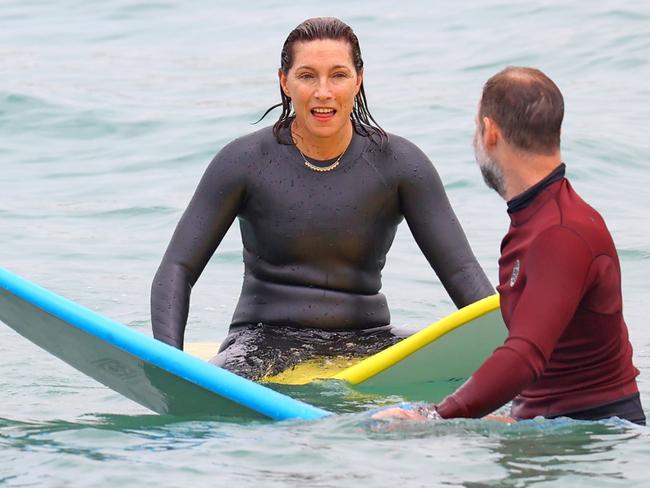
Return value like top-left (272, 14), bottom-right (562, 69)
top-left (437, 165), bottom-right (643, 423)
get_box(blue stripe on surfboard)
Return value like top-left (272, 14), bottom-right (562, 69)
top-left (0, 267), bottom-right (331, 421)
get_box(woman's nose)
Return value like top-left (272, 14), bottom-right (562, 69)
top-left (313, 77), bottom-right (333, 100)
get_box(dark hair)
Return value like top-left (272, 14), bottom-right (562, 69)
top-left (479, 66), bottom-right (564, 155)
top-left (258, 17), bottom-right (387, 144)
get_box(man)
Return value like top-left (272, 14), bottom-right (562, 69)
top-left (377, 67), bottom-right (644, 424)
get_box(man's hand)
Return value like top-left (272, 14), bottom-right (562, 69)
top-left (371, 403), bottom-right (517, 424)
top-left (483, 414), bottom-right (516, 424)
top-left (371, 402), bottom-right (439, 421)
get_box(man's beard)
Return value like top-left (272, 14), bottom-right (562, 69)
top-left (473, 130), bottom-right (506, 198)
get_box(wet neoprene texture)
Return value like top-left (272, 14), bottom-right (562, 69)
top-left (151, 125), bottom-right (494, 349)
top-left (436, 174), bottom-right (641, 420)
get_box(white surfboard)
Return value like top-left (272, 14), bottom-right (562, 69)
top-left (0, 267), bottom-right (330, 421)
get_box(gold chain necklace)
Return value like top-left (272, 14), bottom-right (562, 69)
top-left (295, 143), bottom-right (348, 173)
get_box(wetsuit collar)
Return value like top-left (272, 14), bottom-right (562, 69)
top-left (279, 122), bottom-right (369, 171)
top-left (507, 163), bottom-right (566, 214)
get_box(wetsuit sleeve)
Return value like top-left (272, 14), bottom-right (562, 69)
top-left (436, 226), bottom-right (594, 418)
top-left (398, 146), bottom-right (494, 307)
top-left (150, 145), bottom-right (247, 348)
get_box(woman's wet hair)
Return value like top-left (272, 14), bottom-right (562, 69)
top-left (257, 17), bottom-right (387, 144)
top-left (479, 66), bottom-right (564, 155)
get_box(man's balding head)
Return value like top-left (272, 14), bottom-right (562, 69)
top-left (479, 67), bottom-right (564, 155)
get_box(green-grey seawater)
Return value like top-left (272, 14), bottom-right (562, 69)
top-left (1, 1), bottom-right (650, 486)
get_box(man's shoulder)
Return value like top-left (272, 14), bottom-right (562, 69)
top-left (558, 180), bottom-right (609, 233)
top-left (542, 180), bottom-right (615, 257)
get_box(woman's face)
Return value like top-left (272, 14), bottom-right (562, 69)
top-left (279, 39), bottom-right (362, 143)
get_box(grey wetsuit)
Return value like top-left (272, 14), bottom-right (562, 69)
top-left (151, 124), bottom-right (493, 378)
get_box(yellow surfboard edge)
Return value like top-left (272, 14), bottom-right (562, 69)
top-left (184, 342), bottom-right (361, 385)
top-left (185, 294), bottom-right (501, 387)
top-left (260, 356), bottom-right (362, 385)
top-left (184, 342), bottom-right (220, 361)
top-left (332, 294), bottom-right (501, 385)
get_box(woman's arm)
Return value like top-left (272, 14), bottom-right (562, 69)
top-left (397, 141), bottom-right (494, 307)
top-left (151, 144), bottom-right (247, 348)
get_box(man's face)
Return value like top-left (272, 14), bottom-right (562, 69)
top-left (473, 118), bottom-right (507, 199)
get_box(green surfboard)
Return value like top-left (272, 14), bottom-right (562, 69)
top-left (188, 295), bottom-right (506, 401)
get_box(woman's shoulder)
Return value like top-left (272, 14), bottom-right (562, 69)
top-left (384, 132), bottom-right (427, 155)
top-left (218, 125), bottom-right (279, 158)
top-left (366, 131), bottom-right (433, 169)
top-left (202, 126), bottom-right (279, 183)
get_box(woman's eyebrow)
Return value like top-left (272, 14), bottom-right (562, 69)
top-left (294, 64), bottom-right (352, 71)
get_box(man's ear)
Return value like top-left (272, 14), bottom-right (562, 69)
top-left (482, 116), bottom-right (500, 150)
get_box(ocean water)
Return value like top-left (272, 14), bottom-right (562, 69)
top-left (1, 0), bottom-right (650, 486)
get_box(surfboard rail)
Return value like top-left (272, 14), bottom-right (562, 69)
top-left (334, 294), bottom-right (503, 385)
top-left (186, 295), bottom-right (505, 391)
top-left (0, 267), bottom-right (330, 421)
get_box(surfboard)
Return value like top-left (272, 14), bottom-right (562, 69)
top-left (187, 295), bottom-right (506, 400)
top-left (334, 295), bottom-right (505, 398)
top-left (0, 267), bottom-right (330, 421)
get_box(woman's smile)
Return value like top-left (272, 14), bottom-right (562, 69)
top-left (311, 106), bottom-right (337, 122)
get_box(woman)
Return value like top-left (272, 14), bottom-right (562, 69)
top-left (151, 17), bottom-right (493, 380)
